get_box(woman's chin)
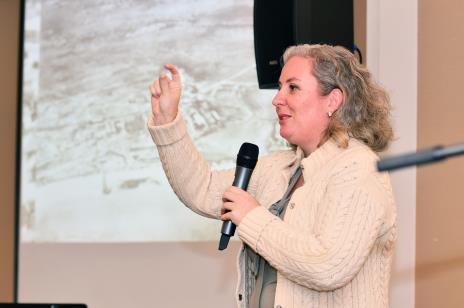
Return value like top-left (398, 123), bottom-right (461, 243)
top-left (280, 130), bottom-right (294, 144)
top-left (279, 130), bottom-right (287, 139)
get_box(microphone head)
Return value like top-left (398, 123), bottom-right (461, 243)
top-left (237, 142), bottom-right (259, 169)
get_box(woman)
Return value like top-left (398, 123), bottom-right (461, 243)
top-left (148, 44), bottom-right (397, 308)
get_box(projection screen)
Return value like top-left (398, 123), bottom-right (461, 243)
top-left (18, 1), bottom-right (282, 307)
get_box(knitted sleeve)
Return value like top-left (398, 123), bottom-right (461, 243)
top-left (147, 112), bottom-right (235, 219)
top-left (237, 151), bottom-right (394, 291)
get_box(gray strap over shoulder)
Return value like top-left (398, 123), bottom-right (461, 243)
top-left (268, 166), bottom-right (302, 218)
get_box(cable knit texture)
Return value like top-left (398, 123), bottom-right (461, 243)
top-left (148, 113), bottom-right (397, 308)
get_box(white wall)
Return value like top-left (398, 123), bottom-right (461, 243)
top-left (367, 0), bottom-right (417, 307)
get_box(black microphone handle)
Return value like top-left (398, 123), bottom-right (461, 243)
top-left (232, 166), bottom-right (254, 189)
top-left (220, 166), bottom-right (253, 237)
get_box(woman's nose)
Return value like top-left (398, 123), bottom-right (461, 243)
top-left (272, 92), bottom-right (285, 107)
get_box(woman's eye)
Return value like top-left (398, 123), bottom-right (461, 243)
top-left (289, 84), bottom-right (299, 92)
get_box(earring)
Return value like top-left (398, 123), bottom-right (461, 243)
top-left (328, 111), bottom-right (333, 117)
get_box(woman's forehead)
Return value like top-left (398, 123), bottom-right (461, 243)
top-left (280, 56), bottom-right (315, 82)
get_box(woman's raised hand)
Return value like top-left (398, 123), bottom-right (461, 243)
top-left (149, 64), bottom-right (182, 125)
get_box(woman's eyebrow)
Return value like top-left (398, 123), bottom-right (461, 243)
top-left (286, 77), bottom-right (301, 83)
top-left (278, 77), bottom-right (302, 86)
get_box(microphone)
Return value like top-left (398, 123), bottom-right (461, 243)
top-left (218, 142), bottom-right (259, 251)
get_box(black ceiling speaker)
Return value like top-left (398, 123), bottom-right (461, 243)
top-left (253, 0), bottom-right (354, 89)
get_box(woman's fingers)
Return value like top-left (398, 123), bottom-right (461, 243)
top-left (159, 73), bottom-right (169, 94)
top-left (151, 64), bottom-right (181, 99)
top-left (221, 202), bottom-right (234, 221)
top-left (222, 186), bottom-right (242, 201)
top-left (221, 191), bottom-right (237, 222)
top-left (221, 212), bottom-right (231, 221)
top-left (149, 64), bottom-right (182, 125)
top-left (164, 64), bottom-right (181, 82)
top-left (221, 187), bottom-right (260, 225)
top-left (222, 201), bottom-right (234, 211)
top-left (149, 80), bottom-right (161, 117)
top-left (150, 79), bottom-right (161, 98)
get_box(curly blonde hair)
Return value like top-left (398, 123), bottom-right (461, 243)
top-left (282, 44), bottom-right (393, 152)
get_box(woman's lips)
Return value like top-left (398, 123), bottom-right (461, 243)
top-left (278, 114), bottom-right (291, 123)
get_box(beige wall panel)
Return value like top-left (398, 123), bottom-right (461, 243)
top-left (417, 1), bottom-right (464, 307)
top-left (0, 0), bottom-right (20, 302)
top-left (19, 242), bottom-right (240, 308)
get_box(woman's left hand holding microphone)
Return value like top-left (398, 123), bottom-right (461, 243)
top-left (221, 186), bottom-right (260, 226)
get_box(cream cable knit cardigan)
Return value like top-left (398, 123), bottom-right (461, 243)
top-left (148, 113), bottom-right (397, 308)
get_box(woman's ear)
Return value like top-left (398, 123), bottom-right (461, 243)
top-left (327, 88), bottom-right (344, 113)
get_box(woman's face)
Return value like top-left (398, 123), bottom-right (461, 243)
top-left (272, 56), bottom-right (333, 155)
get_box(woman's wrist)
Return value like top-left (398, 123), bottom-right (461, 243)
top-left (152, 111), bottom-right (177, 126)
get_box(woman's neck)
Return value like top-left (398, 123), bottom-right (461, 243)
top-left (301, 134), bottom-right (329, 157)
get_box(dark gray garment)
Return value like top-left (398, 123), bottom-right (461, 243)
top-left (246, 167), bottom-right (302, 308)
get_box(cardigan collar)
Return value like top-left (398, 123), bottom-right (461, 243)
top-left (288, 138), bottom-right (345, 178)
top-left (274, 138), bottom-right (347, 190)
top-left (268, 139), bottom-right (345, 205)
